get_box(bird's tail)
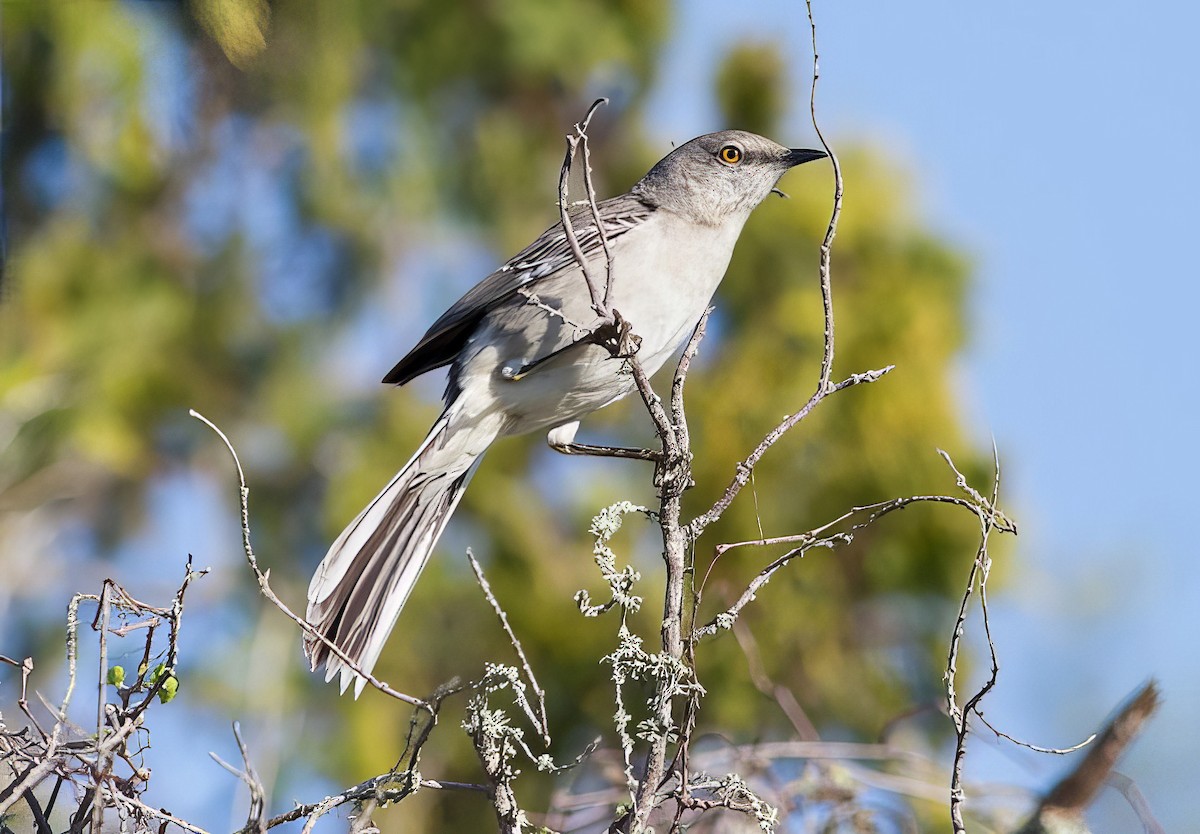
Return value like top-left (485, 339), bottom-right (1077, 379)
top-left (304, 407), bottom-right (495, 696)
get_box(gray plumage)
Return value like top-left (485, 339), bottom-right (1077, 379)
top-left (305, 130), bottom-right (826, 695)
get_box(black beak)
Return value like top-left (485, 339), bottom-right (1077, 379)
top-left (785, 148), bottom-right (828, 167)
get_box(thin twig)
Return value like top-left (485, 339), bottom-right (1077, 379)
top-left (189, 409), bottom-right (428, 709)
top-left (695, 488), bottom-right (1009, 640)
top-left (946, 449), bottom-right (1000, 833)
top-left (668, 308), bottom-right (711, 466)
top-left (689, 0), bottom-right (852, 542)
top-left (466, 550), bottom-right (550, 746)
top-left (691, 367), bottom-right (893, 538)
top-left (975, 713), bottom-right (1096, 755)
top-left (577, 104), bottom-right (617, 310)
top-left (111, 792), bottom-right (211, 834)
top-left (210, 723), bottom-right (266, 834)
top-left (554, 101), bottom-right (698, 834)
top-left (806, 0), bottom-right (844, 396)
top-left (557, 98), bottom-right (611, 319)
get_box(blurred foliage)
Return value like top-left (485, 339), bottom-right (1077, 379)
top-left (1, 7), bottom-right (992, 831)
top-left (715, 41), bottom-right (788, 137)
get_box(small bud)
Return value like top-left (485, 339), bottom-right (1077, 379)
top-left (107, 665), bottom-right (125, 687)
top-left (158, 675), bottom-right (179, 704)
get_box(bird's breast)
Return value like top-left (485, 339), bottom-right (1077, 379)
top-left (455, 213), bottom-right (747, 437)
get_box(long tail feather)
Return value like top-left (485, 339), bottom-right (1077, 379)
top-left (305, 411), bottom-right (488, 697)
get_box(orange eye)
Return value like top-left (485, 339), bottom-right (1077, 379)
top-left (718, 145), bottom-right (743, 165)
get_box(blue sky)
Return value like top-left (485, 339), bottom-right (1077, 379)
top-left (647, 2), bottom-right (1199, 830)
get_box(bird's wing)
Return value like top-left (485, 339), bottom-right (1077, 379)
top-left (382, 192), bottom-right (655, 386)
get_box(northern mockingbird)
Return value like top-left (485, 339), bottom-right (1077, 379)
top-left (306, 130), bottom-right (826, 694)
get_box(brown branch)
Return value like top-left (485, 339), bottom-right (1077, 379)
top-left (553, 102), bottom-right (699, 834)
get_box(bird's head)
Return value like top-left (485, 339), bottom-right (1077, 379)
top-left (633, 130), bottom-right (826, 226)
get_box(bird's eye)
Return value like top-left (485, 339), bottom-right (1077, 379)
top-left (718, 145), bottom-right (743, 165)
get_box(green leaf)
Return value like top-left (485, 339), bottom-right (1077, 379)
top-left (158, 674), bottom-right (179, 704)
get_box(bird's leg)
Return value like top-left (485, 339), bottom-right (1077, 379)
top-left (546, 422), bottom-right (662, 462)
top-left (587, 309), bottom-right (642, 359)
top-left (553, 442), bottom-right (662, 462)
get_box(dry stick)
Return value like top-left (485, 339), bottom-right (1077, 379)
top-left (806, 0), bottom-right (843, 395)
top-left (946, 450), bottom-right (1000, 834)
top-left (577, 109), bottom-right (617, 310)
top-left (90, 581), bottom-right (113, 834)
top-left (625, 478), bottom-right (691, 833)
top-left (0, 594), bottom-right (88, 817)
top-left (557, 98), bottom-right (612, 320)
top-left (975, 713), bottom-right (1095, 756)
top-left (192, 416), bottom-right (480, 828)
top-left (663, 316), bottom-right (715, 828)
top-left (668, 318), bottom-right (714, 827)
top-left (0, 568), bottom-right (207, 828)
top-left (691, 366), bottom-right (892, 538)
top-left (257, 774), bottom-right (485, 831)
top-left (209, 723), bottom-right (267, 834)
top-left (111, 792), bottom-right (211, 834)
top-left (188, 409), bottom-right (429, 709)
top-left (690, 0), bottom-right (850, 542)
top-left (945, 432), bottom-right (1110, 831)
top-left (5, 656), bottom-right (46, 742)
top-left (669, 308), bottom-right (711, 463)
top-left (466, 550), bottom-right (550, 746)
top-left (694, 491), bottom-right (1009, 640)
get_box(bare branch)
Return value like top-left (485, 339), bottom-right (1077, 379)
top-left (467, 550), bottom-right (550, 746)
top-left (210, 723), bottom-right (266, 834)
top-left (690, 367), bottom-right (892, 537)
top-left (695, 485), bottom-right (1009, 641)
top-left (806, 0), bottom-right (844, 396)
top-left (946, 449), bottom-right (1001, 833)
top-left (975, 713), bottom-right (1096, 756)
top-left (189, 409), bottom-right (429, 709)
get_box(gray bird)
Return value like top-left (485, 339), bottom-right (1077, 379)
top-left (305, 130), bottom-right (826, 695)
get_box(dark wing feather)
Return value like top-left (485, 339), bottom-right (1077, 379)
top-left (382, 192), bottom-right (655, 385)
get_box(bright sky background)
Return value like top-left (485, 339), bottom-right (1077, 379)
top-left (647, 2), bottom-right (1199, 831)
